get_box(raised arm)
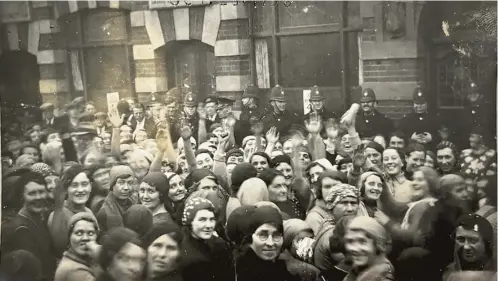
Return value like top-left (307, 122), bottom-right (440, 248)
top-left (213, 133), bottom-right (230, 181)
top-left (197, 105), bottom-right (208, 144)
top-left (47, 180), bottom-right (69, 256)
top-left (108, 109), bottom-right (124, 160)
top-left (264, 127), bottom-right (279, 156)
top-left (150, 124), bottom-right (177, 172)
top-left (181, 126), bottom-right (197, 172)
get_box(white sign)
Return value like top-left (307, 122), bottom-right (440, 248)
top-left (106, 92), bottom-right (120, 112)
top-left (149, 0), bottom-right (211, 9)
top-left (303, 89), bottom-right (311, 115)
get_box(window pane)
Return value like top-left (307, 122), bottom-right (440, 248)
top-left (85, 46), bottom-right (130, 109)
top-left (278, 1), bottom-right (341, 31)
top-left (252, 2), bottom-right (274, 33)
top-left (279, 34), bottom-right (342, 87)
top-left (83, 9), bottom-right (127, 43)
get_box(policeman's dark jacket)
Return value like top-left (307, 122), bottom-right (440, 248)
top-left (398, 111), bottom-right (441, 145)
top-left (205, 114), bottom-right (221, 133)
top-left (458, 97), bottom-right (496, 147)
top-left (261, 110), bottom-right (301, 135)
top-left (304, 108), bottom-right (339, 123)
top-left (355, 110), bottom-right (394, 139)
top-left (239, 106), bottom-right (267, 122)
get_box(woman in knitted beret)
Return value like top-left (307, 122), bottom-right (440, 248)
top-left (236, 205), bottom-right (298, 281)
top-left (54, 213), bottom-right (100, 281)
top-left (179, 197), bottom-right (234, 281)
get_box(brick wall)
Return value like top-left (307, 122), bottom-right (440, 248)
top-left (217, 19), bottom-right (249, 40)
top-left (215, 55), bottom-right (250, 76)
top-left (377, 100), bottom-right (413, 120)
top-left (363, 58), bottom-right (423, 83)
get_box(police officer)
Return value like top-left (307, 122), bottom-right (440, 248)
top-left (305, 85), bottom-right (338, 122)
top-left (261, 85), bottom-right (300, 135)
top-left (148, 92), bottom-right (164, 122)
top-left (181, 91), bottom-right (200, 141)
top-left (458, 81), bottom-right (495, 148)
top-left (240, 85), bottom-right (266, 122)
top-left (398, 87), bottom-right (441, 148)
top-left (355, 88), bottom-right (394, 140)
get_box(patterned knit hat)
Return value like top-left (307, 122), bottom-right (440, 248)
top-left (182, 197), bottom-right (215, 226)
top-left (31, 162), bottom-right (57, 177)
top-left (324, 183), bottom-right (359, 210)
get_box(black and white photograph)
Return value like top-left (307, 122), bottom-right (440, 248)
top-left (0, 1), bottom-right (496, 281)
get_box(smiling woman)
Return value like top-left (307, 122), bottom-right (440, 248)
top-left (48, 164), bottom-right (98, 258)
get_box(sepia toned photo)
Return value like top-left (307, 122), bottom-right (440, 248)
top-left (0, 1), bottom-right (496, 281)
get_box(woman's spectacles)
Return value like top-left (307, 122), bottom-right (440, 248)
top-left (256, 232), bottom-right (283, 242)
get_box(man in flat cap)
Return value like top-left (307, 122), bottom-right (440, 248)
top-left (94, 112), bottom-right (111, 136)
top-left (54, 97), bottom-right (85, 133)
top-left (203, 94), bottom-right (221, 130)
top-left (130, 103), bottom-right (157, 139)
top-left (355, 88), bottom-right (394, 140)
top-left (261, 85), bottom-right (300, 135)
top-left (398, 87), bottom-right (441, 148)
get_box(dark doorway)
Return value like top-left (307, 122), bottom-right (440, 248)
top-left (165, 40), bottom-right (215, 101)
top-left (0, 50), bottom-right (41, 107)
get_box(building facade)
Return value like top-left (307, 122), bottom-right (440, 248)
top-left (0, 1), bottom-right (495, 121)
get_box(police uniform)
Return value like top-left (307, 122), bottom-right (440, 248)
top-left (355, 88), bottom-right (394, 139)
top-left (305, 86), bottom-right (338, 121)
top-left (398, 87), bottom-right (441, 148)
top-left (239, 85), bottom-right (267, 122)
top-left (261, 85), bottom-right (300, 134)
top-left (457, 82), bottom-right (496, 147)
top-left (181, 92), bottom-right (200, 141)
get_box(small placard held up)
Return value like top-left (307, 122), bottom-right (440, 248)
top-left (149, 0), bottom-right (211, 10)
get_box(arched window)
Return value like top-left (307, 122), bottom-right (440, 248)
top-left (61, 8), bottom-right (133, 110)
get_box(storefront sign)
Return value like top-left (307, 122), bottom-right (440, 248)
top-left (0, 1), bottom-right (31, 23)
top-left (149, 0), bottom-right (211, 10)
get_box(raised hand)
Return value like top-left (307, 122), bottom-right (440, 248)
top-left (352, 147), bottom-right (367, 169)
top-left (180, 125), bottom-right (192, 140)
top-left (305, 113), bottom-right (322, 135)
top-left (266, 127), bottom-right (280, 144)
top-left (108, 106), bottom-right (123, 128)
top-left (244, 146), bottom-right (256, 162)
top-left (291, 134), bottom-right (303, 149)
top-left (156, 128), bottom-right (170, 152)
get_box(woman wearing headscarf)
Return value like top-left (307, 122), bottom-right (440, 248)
top-left (179, 197), bottom-right (234, 281)
top-left (357, 171), bottom-right (385, 217)
top-left (342, 216), bottom-right (394, 281)
top-left (139, 172), bottom-right (176, 226)
top-left (312, 183), bottom-right (359, 272)
top-left (48, 164), bottom-right (98, 257)
top-left (124, 205), bottom-right (154, 241)
top-left (96, 227), bottom-right (147, 281)
top-left (305, 171), bottom-right (348, 234)
top-left (280, 219), bottom-right (322, 281)
top-left (55, 213), bottom-right (100, 281)
top-left (443, 214), bottom-right (496, 281)
top-left (235, 206), bottom-right (298, 281)
top-left (226, 177), bottom-right (270, 219)
top-left (96, 165), bottom-right (137, 232)
top-left (143, 221), bottom-right (184, 281)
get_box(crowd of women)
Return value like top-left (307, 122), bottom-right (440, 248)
top-left (0, 87), bottom-right (496, 281)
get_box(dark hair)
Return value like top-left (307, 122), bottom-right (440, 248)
top-left (389, 131), bottom-right (405, 142)
top-left (195, 149), bottom-right (213, 159)
top-left (258, 168), bottom-right (284, 187)
top-left (481, 175), bottom-right (497, 207)
top-left (99, 227), bottom-right (143, 270)
top-left (20, 144), bottom-right (40, 157)
top-left (249, 152), bottom-right (271, 165)
top-left (383, 147), bottom-right (406, 167)
top-left (13, 171), bottom-right (46, 208)
top-left (270, 154), bottom-right (292, 169)
top-left (315, 171), bottom-right (348, 199)
top-left (117, 100), bottom-right (131, 116)
top-left (436, 141), bottom-right (458, 159)
top-left (404, 143), bottom-right (425, 158)
top-left (337, 157), bottom-right (352, 168)
top-left (133, 103), bottom-right (146, 111)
